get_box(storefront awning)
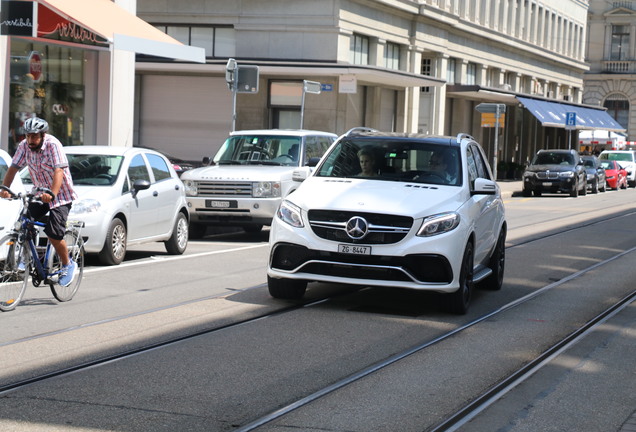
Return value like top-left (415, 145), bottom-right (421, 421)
top-left (517, 96), bottom-right (625, 132)
top-left (37, 0), bottom-right (205, 63)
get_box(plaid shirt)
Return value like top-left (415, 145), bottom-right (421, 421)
top-left (12, 134), bottom-right (77, 208)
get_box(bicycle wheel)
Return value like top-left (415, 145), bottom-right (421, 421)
top-left (0, 234), bottom-right (29, 311)
top-left (48, 230), bottom-right (84, 302)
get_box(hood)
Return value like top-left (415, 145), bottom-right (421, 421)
top-left (526, 164), bottom-right (576, 172)
top-left (181, 165), bottom-right (294, 182)
top-left (288, 177), bottom-right (467, 218)
top-left (72, 185), bottom-right (112, 202)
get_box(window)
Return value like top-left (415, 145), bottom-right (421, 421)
top-left (611, 25), bottom-right (630, 60)
top-left (385, 43), bottom-right (400, 70)
top-left (421, 58), bottom-right (432, 93)
top-left (128, 154), bottom-right (150, 186)
top-left (155, 25), bottom-right (235, 58)
top-left (447, 58), bottom-right (456, 85)
top-left (466, 63), bottom-right (476, 85)
top-left (146, 154), bottom-right (171, 181)
top-left (604, 94), bottom-right (629, 129)
top-left (350, 34), bottom-right (369, 65)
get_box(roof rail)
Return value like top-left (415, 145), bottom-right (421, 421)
top-left (456, 133), bottom-right (475, 144)
top-left (343, 127), bottom-right (379, 137)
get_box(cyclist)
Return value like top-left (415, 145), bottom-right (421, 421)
top-left (0, 117), bottom-right (78, 286)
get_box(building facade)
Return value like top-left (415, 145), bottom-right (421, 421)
top-left (137, 0), bottom-right (612, 175)
top-left (584, 0), bottom-right (636, 146)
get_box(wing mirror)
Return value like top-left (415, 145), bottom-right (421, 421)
top-left (131, 179), bottom-right (151, 198)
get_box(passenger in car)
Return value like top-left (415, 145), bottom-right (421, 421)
top-left (357, 147), bottom-right (378, 177)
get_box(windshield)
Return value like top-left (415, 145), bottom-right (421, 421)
top-left (316, 138), bottom-right (462, 186)
top-left (213, 135), bottom-right (303, 166)
top-left (600, 152), bottom-right (633, 162)
top-left (67, 154), bottom-right (124, 186)
top-left (532, 152), bottom-right (575, 165)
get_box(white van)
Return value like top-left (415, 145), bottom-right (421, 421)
top-left (181, 129), bottom-right (337, 238)
top-left (599, 150), bottom-right (636, 187)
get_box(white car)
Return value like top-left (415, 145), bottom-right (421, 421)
top-left (23, 146), bottom-right (190, 265)
top-left (267, 130), bottom-right (507, 314)
top-left (598, 150), bottom-right (636, 187)
top-left (0, 149), bottom-right (26, 245)
top-left (181, 129), bottom-right (337, 238)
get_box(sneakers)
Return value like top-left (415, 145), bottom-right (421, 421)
top-left (17, 260), bottom-right (25, 272)
top-left (58, 260), bottom-right (77, 287)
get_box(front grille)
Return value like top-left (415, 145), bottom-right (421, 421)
top-left (536, 172), bottom-right (559, 179)
top-left (308, 210), bottom-right (413, 245)
top-left (196, 181), bottom-right (251, 197)
top-left (271, 243), bottom-right (452, 283)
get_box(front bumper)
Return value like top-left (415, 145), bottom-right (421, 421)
top-left (266, 216), bottom-right (467, 293)
top-left (523, 176), bottom-right (576, 193)
top-left (187, 196), bottom-right (281, 226)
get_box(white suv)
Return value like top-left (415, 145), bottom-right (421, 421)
top-left (599, 150), bottom-right (636, 187)
top-left (181, 129), bottom-right (337, 237)
top-left (267, 130), bottom-right (507, 314)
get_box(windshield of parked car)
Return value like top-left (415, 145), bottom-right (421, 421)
top-left (315, 138), bottom-right (462, 186)
top-left (533, 152), bottom-right (575, 165)
top-left (213, 135), bottom-right (303, 166)
top-left (67, 154), bottom-right (124, 186)
top-left (600, 152), bottom-right (633, 162)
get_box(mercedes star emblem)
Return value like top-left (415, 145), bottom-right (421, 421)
top-left (346, 216), bottom-right (369, 240)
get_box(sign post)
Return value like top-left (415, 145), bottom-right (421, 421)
top-left (476, 103), bottom-right (506, 179)
top-left (300, 80), bottom-right (321, 129)
top-left (565, 112), bottom-right (576, 150)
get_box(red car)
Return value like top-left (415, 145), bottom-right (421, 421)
top-left (601, 160), bottom-right (628, 190)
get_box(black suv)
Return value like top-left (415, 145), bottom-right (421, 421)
top-left (522, 149), bottom-right (587, 197)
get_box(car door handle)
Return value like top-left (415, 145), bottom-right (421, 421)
top-left (153, 191), bottom-right (158, 197)
top-left (174, 185), bottom-right (180, 190)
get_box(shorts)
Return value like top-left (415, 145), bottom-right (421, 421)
top-left (28, 202), bottom-right (72, 241)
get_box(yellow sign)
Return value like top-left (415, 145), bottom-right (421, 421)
top-left (481, 113), bottom-right (505, 128)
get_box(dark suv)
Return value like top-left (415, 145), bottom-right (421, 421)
top-left (522, 149), bottom-right (587, 197)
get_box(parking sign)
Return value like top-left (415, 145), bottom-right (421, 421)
top-left (566, 112), bottom-right (576, 130)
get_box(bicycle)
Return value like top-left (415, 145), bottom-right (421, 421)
top-left (0, 185), bottom-right (85, 311)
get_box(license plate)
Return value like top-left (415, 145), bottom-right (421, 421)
top-left (205, 200), bottom-right (235, 208)
top-left (338, 244), bottom-right (371, 255)
top-left (542, 182), bottom-right (552, 187)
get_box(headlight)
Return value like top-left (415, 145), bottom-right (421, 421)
top-left (277, 200), bottom-right (303, 228)
top-left (417, 212), bottom-right (460, 237)
top-left (559, 171), bottom-right (574, 178)
top-left (184, 180), bottom-right (198, 196)
top-left (69, 199), bottom-right (101, 215)
top-left (523, 171), bottom-right (535, 178)
top-left (253, 181), bottom-right (281, 198)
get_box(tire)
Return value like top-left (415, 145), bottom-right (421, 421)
top-left (599, 180), bottom-right (606, 192)
top-left (0, 234), bottom-right (29, 312)
top-left (444, 241), bottom-right (474, 315)
top-left (522, 188), bottom-right (532, 197)
top-left (570, 181), bottom-right (578, 197)
top-left (98, 218), bottom-right (126, 265)
top-left (49, 230), bottom-right (84, 302)
top-left (580, 179), bottom-right (586, 195)
top-left (243, 224), bottom-right (263, 233)
top-left (188, 223), bottom-right (207, 239)
top-left (267, 275), bottom-right (307, 299)
top-left (591, 179), bottom-right (598, 194)
top-left (165, 212), bottom-right (188, 255)
top-left (533, 190), bottom-right (542, 197)
top-left (480, 228), bottom-right (506, 291)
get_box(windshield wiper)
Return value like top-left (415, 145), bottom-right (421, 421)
top-left (245, 161), bottom-right (283, 166)
top-left (217, 160), bottom-right (243, 165)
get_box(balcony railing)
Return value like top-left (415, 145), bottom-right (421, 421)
top-left (602, 60), bottom-right (636, 73)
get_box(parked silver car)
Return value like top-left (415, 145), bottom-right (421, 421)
top-left (181, 129), bottom-right (337, 238)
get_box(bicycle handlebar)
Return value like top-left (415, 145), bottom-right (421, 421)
top-left (0, 185), bottom-right (56, 201)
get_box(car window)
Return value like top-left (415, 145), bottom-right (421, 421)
top-left (305, 136), bottom-right (334, 163)
top-left (128, 154), bottom-right (151, 185)
top-left (0, 157), bottom-right (7, 179)
top-left (316, 138), bottom-right (462, 186)
top-left (467, 144), bottom-right (489, 182)
top-left (67, 154), bottom-right (124, 186)
top-left (146, 153), bottom-right (171, 182)
top-left (214, 135), bottom-right (303, 166)
top-left (601, 152), bottom-right (633, 162)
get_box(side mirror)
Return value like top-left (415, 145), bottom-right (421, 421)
top-left (131, 179), bottom-right (151, 198)
top-left (202, 156), bottom-right (211, 165)
top-left (292, 167), bottom-right (312, 182)
top-left (472, 178), bottom-right (497, 195)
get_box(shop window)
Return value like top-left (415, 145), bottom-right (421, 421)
top-left (269, 81), bottom-right (302, 129)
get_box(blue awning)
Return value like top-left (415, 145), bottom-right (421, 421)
top-left (517, 96), bottom-right (625, 132)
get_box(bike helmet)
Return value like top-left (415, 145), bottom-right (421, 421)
top-left (23, 117), bottom-right (49, 134)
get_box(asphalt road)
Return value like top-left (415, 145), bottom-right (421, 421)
top-left (0, 184), bottom-right (634, 431)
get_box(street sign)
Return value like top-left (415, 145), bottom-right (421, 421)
top-left (475, 103), bottom-right (506, 114)
top-left (565, 112), bottom-right (576, 130)
top-left (303, 80), bottom-right (321, 94)
top-left (480, 113), bottom-right (505, 128)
